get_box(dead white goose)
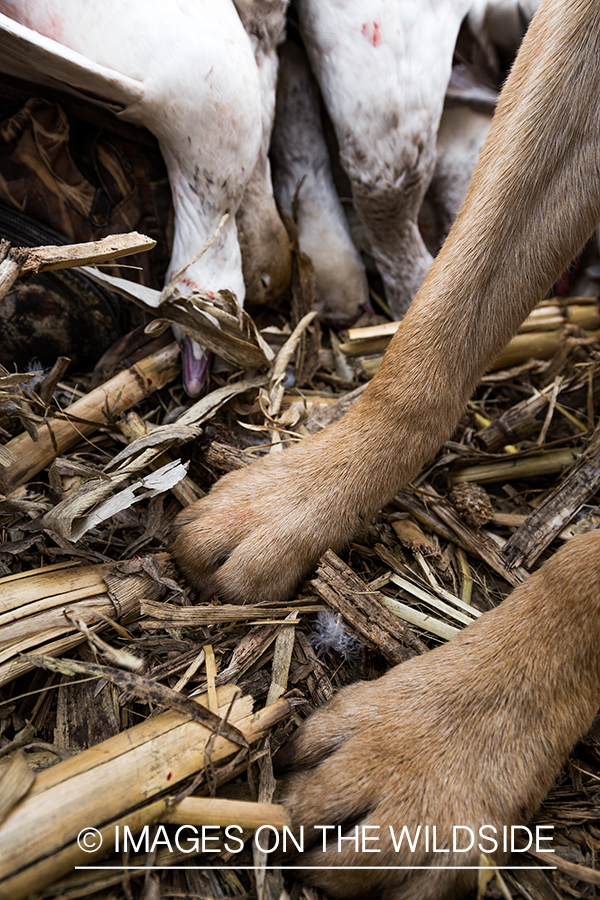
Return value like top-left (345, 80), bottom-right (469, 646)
top-left (232, 0), bottom-right (292, 308)
top-left (0, 0), bottom-right (264, 395)
top-left (424, 0), bottom-right (541, 252)
top-left (295, 0), bottom-right (473, 318)
top-left (292, 0), bottom-right (540, 319)
top-left (271, 40), bottom-right (370, 327)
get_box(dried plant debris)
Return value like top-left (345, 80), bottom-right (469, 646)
top-left (451, 482), bottom-right (495, 529)
top-left (1, 227), bottom-right (600, 900)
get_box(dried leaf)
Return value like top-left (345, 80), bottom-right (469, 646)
top-left (43, 460), bottom-right (188, 541)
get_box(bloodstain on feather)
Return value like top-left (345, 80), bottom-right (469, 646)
top-left (361, 21), bottom-right (381, 47)
top-left (177, 277), bottom-right (216, 300)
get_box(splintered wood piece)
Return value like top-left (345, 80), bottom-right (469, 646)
top-left (0, 554), bottom-right (174, 687)
top-left (186, 626), bottom-right (282, 699)
top-left (203, 644), bottom-right (219, 714)
top-left (26, 233), bottom-right (156, 273)
top-left (502, 425), bottom-right (600, 568)
top-left (475, 373), bottom-right (588, 453)
top-left (0, 688), bottom-right (291, 900)
top-left (54, 665), bottom-right (120, 753)
top-left (294, 631), bottom-right (334, 705)
top-left (0, 342), bottom-right (181, 494)
top-left (0, 233), bottom-right (156, 303)
top-left (311, 550), bottom-right (426, 662)
top-left (26, 655), bottom-right (248, 748)
top-left (37, 358), bottom-right (72, 407)
top-left (266, 611), bottom-right (298, 706)
top-left (279, 208), bottom-right (321, 386)
top-left (140, 598), bottom-right (322, 628)
top-left (393, 490), bottom-right (471, 550)
top-left (477, 389), bottom-right (551, 451)
top-left (205, 441), bottom-right (254, 473)
top-left (525, 847), bottom-right (600, 887)
top-left (421, 490), bottom-right (528, 586)
top-left (0, 243), bottom-right (27, 301)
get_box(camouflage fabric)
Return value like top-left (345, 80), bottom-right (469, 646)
top-left (0, 90), bottom-right (172, 288)
top-left (0, 84), bottom-right (173, 368)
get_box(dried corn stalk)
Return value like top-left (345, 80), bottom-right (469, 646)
top-left (0, 684), bottom-right (290, 900)
top-left (0, 343), bottom-right (181, 495)
top-left (0, 554), bottom-right (174, 686)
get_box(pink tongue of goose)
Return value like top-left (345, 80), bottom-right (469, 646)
top-left (168, 283), bottom-right (217, 397)
top-left (180, 336), bottom-right (210, 398)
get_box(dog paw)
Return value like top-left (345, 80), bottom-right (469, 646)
top-left (170, 430), bottom-right (369, 602)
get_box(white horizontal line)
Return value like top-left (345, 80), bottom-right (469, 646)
top-left (75, 865), bottom-right (557, 871)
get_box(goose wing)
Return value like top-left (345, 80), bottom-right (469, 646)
top-left (0, 12), bottom-right (143, 111)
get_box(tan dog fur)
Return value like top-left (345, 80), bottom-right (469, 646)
top-left (172, 0), bottom-right (600, 603)
top-left (280, 531), bottom-right (600, 898)
top-left (171, 1), bottom-right (600, 895)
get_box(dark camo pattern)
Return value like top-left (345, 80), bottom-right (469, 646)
top-left (0, 89), bottom-right (173, 368)
top-left (0, 94), bottom-right (172, 289)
